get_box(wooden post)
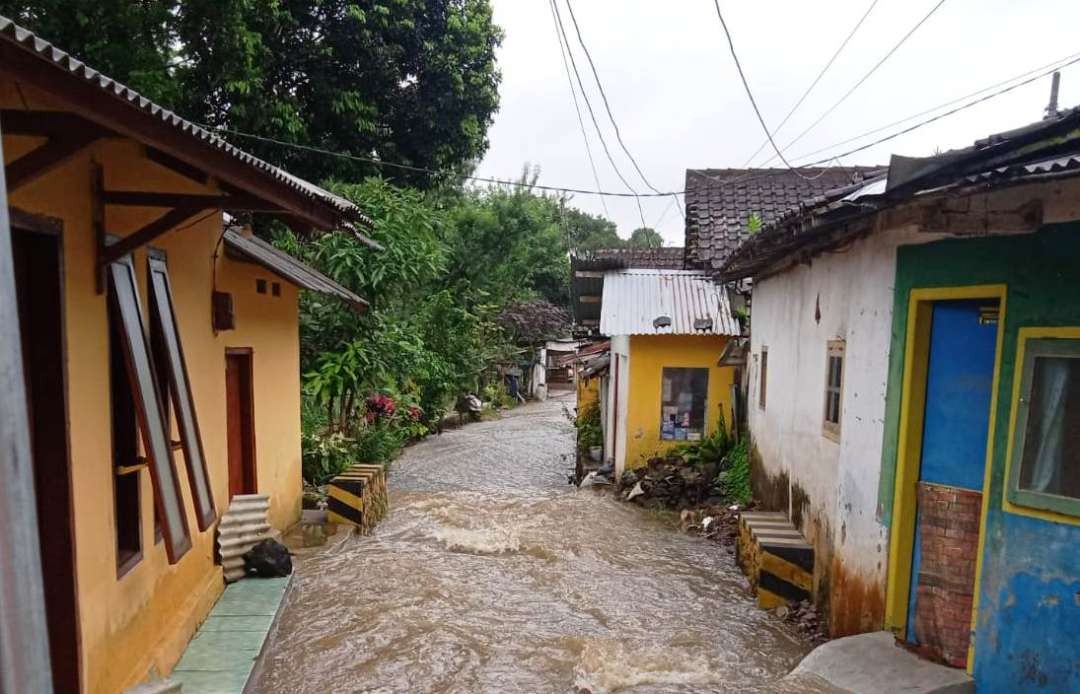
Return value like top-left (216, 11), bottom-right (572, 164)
top-left (0, 112), bottom-right (55, 694)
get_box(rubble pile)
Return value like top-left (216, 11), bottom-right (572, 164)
top-left (777, 600), bottom-right (827, 644)
top-left (678, 507), bottom-right (740, 547)
top-left (618, 456), bottom-right (721, 509)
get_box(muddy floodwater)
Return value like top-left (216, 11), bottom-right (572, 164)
top-left (251, 394), bottom-right (823, 693)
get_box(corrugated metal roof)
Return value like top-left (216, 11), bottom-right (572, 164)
top-left (223, 229), bottom-right (368, 311)
top-left (0, 15), bottom-right (377, 241)
top-left (599, 269), bottom-right (738, 337)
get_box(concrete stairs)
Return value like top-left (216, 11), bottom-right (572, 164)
top-left (735, 511), bottom-right (814, 609)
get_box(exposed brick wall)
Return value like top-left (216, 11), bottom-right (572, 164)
top-left (913, 482), bottom-right (982, 668)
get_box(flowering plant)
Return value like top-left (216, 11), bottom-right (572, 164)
top-left (364, 393), bottom-right (397, 423)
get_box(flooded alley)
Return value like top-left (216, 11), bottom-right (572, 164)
top-left (250, 395), bottom-right (816, 693)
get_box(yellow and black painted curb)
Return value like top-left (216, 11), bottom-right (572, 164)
top-left (327, 463), bottom-right (388, 534)
top-left (736, 511), bottom-right (814, 610)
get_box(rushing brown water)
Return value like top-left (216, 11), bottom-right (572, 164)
top-left (250, 394), bottom-right (825, 693)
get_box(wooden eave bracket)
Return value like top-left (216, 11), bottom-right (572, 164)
top-left (92, 161), bottom-right (217, 293)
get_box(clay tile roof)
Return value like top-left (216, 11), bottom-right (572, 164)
top-left (575, 246), bottom-right (686, 270)
top-left (683, 167), bottom-right (883, 271)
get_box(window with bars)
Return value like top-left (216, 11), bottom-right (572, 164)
top-left (823, 340), bottom-right (845, 440)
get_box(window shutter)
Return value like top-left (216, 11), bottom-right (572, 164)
top-left (107, 255), bottom-right (191, 563)
top-left (147, 255), bottom-right (216, 531)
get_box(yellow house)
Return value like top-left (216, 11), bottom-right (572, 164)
top-left (0, 17), bottom-right (373, 694)
top-left (597, 269), bottom-right (740, 475)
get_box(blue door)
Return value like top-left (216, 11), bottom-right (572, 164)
top-left (906, 299), bottom-right (998, 660)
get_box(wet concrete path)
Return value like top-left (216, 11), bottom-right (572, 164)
top-left (250, 394), bottom-right (816, 693)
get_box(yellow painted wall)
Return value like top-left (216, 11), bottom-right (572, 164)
top-left (623, 334), bottom-right (735, 469)
top-left (4, 82), bottom-right (302, 693)
top-left (577, 372), bottom-right (600, 413)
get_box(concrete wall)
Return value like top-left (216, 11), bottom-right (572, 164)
top-left (747, 225), bottom-right (939, 635)
top-left (623, 334), bottom-right (734, 470)
top-left (4, 82), bottom-right (303, 692)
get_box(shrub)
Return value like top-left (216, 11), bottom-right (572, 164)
top-left (713, 436), bottom-right (751, 505)
top-left (353, 420), bottom-right (407, 466)
top-left (302, 429), bottom-right (355, 485)
top-left (576, 399), bottom-right (603, 453)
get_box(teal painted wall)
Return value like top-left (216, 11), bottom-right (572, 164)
top-left (877, 223), bottom-right (1080, 691)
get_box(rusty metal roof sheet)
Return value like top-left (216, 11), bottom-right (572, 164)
top-left (599, 269), bottom-right (738, 337)
top-left (223, 229), bottom-right (368, 311)
top-left (0, 15), bottom-right (378, 244)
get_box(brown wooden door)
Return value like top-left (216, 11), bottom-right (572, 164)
top-left (225, 349), bottom-right (257, 498)
top-left (13, 220), bottom-right (81, 693)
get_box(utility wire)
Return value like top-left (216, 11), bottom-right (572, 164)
top-left (697, 56), bottom-right (1080, 191)
top-left (548, 0), bottom-right (648, 228)
top-left (199, 56), bottom-right (1080, 200)
top-left (711, 0), bottom-right (826, 180)
top-left (548, 0), bottom-right (609, 217)
top-left (785, 49), bottom-right (1080, 164)
top-left (741, 0), bottom-right (880, 166)
top-left (757, 0), bottom-right (950, 167)
top-left (563, 0), bottom-right (685, 220)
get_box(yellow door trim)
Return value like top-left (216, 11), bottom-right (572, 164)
top-left (883, 284), bottom-right (1006, 676)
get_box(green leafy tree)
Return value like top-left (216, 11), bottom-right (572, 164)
top-left (1, 0), bottom-right (503, 185)
top-left (0, 0), bottom-right (181, 103)
top-left (563, 206), bottom-right (623, 252)
top-left (628, 226), bottom-right (664, 248)
top-left (443, 170), bottom-right (571, 308)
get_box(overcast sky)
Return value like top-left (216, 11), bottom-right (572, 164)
top-left (475, 0), bottom-right (1080, 246)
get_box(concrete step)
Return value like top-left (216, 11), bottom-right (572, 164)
top-left (736, 511), bottom-right (814, 610)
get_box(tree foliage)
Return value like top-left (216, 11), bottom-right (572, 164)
top-left (628, 226), bottom-right (664, 248)
top-left (280, 176), bottom-right (578, 462)
top-left (0, 0), bottom-right (503, 185)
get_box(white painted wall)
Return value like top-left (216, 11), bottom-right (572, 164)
top-left (747, 225), bottom-right (940, 589)
top-left (606, 335), bottom-right (630, 475)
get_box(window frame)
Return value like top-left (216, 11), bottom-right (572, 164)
top-left (1005, 334), bottom-right (1080, 519)
top-left (147, 252), bottom-right (217, 531)
top-left (108, 294), bottom-right (143, 576)
top-left (822, 339), bottom-right (845, 441)
top-left (758, 347), bottom-right (768, 410)
top-left (107, 253), bottom-right (192, 564)
top-left (659, 366), bottom-right (710, 441)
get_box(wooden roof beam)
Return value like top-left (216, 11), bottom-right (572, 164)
top-left (5, 132), bottom-right (100, 192)
top-left (101, 205), bottom-right (213, 266)
top-left (102, 189), bottom-right (279, 212)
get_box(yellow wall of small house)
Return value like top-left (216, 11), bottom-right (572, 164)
top-left (623, 334), bottom-right (735, 469)
top-left (577, 372), bottom-right (600, 412)
top-left (4, 82), bottom-right (302, 693)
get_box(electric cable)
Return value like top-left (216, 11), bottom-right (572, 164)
top-left (741, 0), bottom-right (880, 166)
top-left (548, 0), bottom-right (609, 217)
